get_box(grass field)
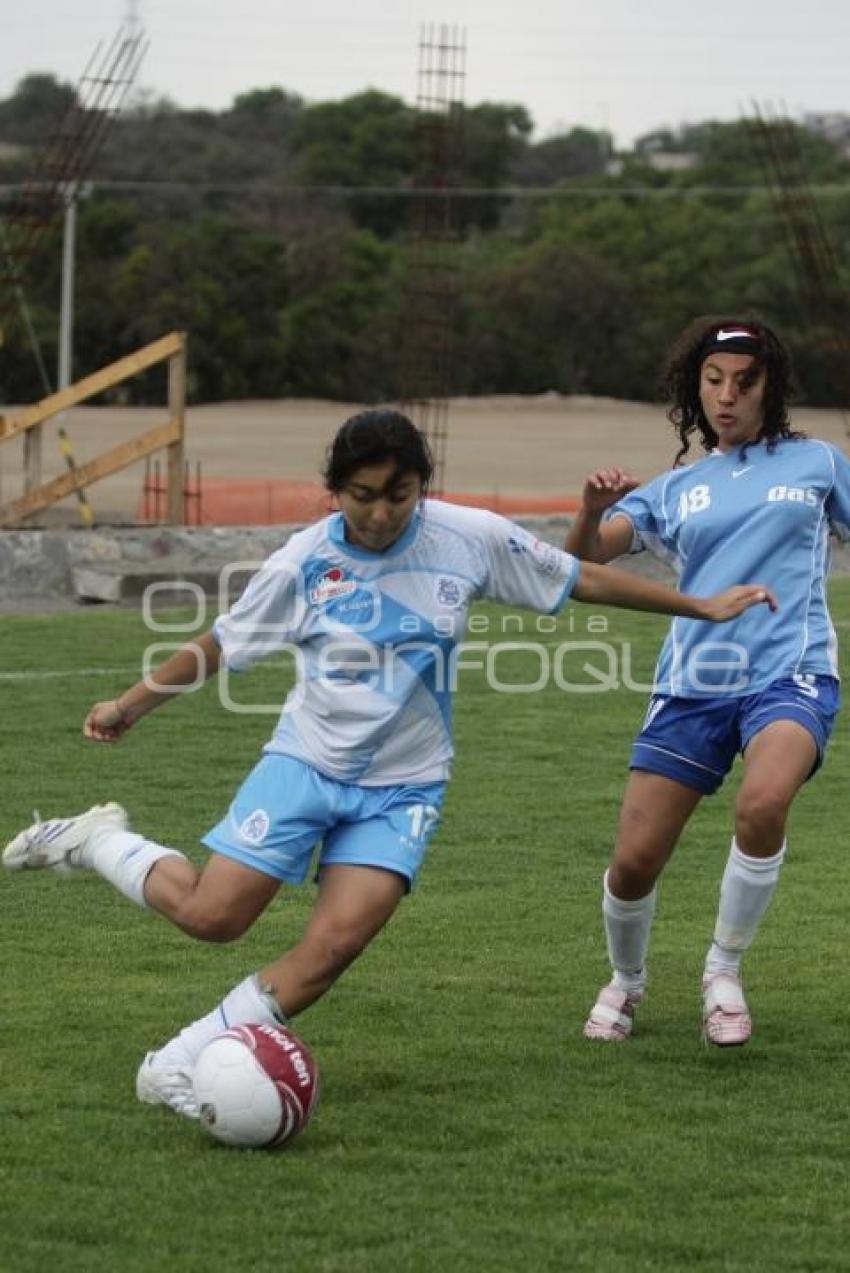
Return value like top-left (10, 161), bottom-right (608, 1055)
top-left (2, 590), bottom-right (850, 1272)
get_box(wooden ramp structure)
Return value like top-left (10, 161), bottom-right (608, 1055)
top-left (0, 331), bottom-right (186, 527)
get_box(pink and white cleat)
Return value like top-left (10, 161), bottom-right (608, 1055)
top-left (702, 973), bottom-right (752, 1047)
top-left (583, 982), bottom-right (643, 1041)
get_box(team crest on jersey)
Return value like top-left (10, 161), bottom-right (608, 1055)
top-left (309, 567), bottom-right (357, 606)
top-left (508, 536), bottom-right (528, 555)
top-left (530, 538), bottom-right (560, 577)
top-left (239, 809), bottom-right (270, 845)
top-left (436, 577), bottom-right (462, 607)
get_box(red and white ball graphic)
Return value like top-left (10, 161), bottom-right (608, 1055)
top-left (193, 1023), bottom-right (319, 1149)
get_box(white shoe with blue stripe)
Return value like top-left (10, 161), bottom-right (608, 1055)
top-left (2, 803), bottom-right (128, 873)
top-left (136, 1052), bottom-right (199, 1120)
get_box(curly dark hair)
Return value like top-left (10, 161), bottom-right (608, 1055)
top-left (662, 315), bottom-right (804, 465)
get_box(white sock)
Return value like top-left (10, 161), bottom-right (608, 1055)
top-left (76, 826), bottom-right (186, 908)
top-left (154, 974), bottom-right (288, 1068)
top-left (602, 869), bottom-right (656, 994)
top-left (704, 839), bottom-right (787, 977)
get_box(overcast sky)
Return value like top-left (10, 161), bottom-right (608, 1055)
top-left (3, 0), bottom-right (850, 148)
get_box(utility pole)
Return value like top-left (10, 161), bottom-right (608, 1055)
top-left (2, 27), bottom-right (148, 519)
top-left (58, 182), bottom-right (78, 394)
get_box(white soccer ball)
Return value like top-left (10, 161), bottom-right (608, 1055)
top-left (193, 1023), bottom-right (319, 1149)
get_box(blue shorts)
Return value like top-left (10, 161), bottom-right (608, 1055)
top-left (630, 675), bottom-right (840, 795)
top-left (203, 754), bottom-right (445, 888)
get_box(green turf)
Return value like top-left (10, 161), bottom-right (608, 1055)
top-left (2, 590), bottom-right (850, 1272)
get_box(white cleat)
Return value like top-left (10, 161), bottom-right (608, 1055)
top-left (583, 982), bottom-right (644, 1041)
top-left (2, 803), bottom-right (128, 873)
top-left (702, 973), bottom-right (752, 1047)
top-left (136, 1052), bottom-right (199, 1121)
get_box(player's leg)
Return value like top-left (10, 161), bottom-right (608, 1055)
top-left (143, 851), bottom-right (282, 940)
top-left (584, 770), bottom-right (702, 1040)
top-left (138, 862), bottom-right (406, 1119)
top-left (3, 755), bottom-right (329, 939)
top-left (734, 720), bottom-right (817, 856)
top-left (257, 785), bottom-right (442, 1017)
top-left (1, 803), bottom-right (288, 1117)
top-left (584, 692), bottom-right (738, 1041)
top-left (90, 842), bottom-right (289, 1116)
top-left (702, 719), bottom-right (817, 1047)
top-left (139, 776), bottom-right (443, 1120)
top-left (133, 864), bottom-right (300, 1117)
top-left (259, 863), bottom-right (406, 1015)
top-left (2, 803), bottom-right (282, 938)
top-left (702, 674), bottom-right (839, 1047)
top-left (135, 954), bottom-right (293, 1119)
top-left (256, 786), bottom-right (443, 1017)
top-left (2, 801), bottom-right (152, 885)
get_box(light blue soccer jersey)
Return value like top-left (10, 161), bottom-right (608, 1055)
top-left (213, 501), bottom-right (579, 785)
top-left (606, 437), bottom-right (850, 697)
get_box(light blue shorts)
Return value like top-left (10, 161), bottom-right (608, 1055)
top-left (203, 753), bottom-right (446, 888)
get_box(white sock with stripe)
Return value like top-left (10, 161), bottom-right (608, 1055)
top-left (704, 839), bottom-right (786, 977)
top-left (76, 825), bottom-right (186, 908)
top-left (602, 869), bottom-right (656, 994)
top-left (154, 975), bottom-right (288, 1069)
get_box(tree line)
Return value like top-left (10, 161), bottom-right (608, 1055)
top-left (1, 73), bottom-right (849, 407)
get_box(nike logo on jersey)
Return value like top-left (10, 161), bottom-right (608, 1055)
top-left (732, 467), bottom-right (753, 478)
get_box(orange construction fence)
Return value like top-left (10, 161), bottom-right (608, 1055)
top-left (138, 476), bottom-right (579, 526)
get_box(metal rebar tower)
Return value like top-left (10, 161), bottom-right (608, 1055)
top-left (749, 102), bottom-right (850, 432)
top-left (399, 23), bottom-right (466, 496)
top-left (1, 28), bottom-right (147, 330)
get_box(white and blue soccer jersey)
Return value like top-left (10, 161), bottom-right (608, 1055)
top-left (606, 438), bottom-right (850, 697)
top-left (213, 501), bottom-right (579, 785)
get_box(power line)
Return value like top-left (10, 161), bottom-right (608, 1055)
top-left (3, 179), bottom-right (850, 200)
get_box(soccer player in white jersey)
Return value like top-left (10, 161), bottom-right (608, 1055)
top-left (570, 315), bottom-right (850, 1047)
top-left (3, 411), bottom-right (772, 1120)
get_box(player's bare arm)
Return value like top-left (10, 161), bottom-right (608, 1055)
top-left (564, 467), bottom-right (640, 562)
top-left (84, 629), bottom-right (222, 743)
top-left (571, 560), bottom-right (777, 621)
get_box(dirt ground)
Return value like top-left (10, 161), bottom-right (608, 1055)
top-left (2, 395), bottom-right (848, 526)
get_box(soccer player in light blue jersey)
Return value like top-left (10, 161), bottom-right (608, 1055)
top-left (3, 410), bottom-right (772, 1120)
top-left (571, 315), bottom-right (850, 1047)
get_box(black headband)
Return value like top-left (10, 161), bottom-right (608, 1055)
top-left (700, 325), bottom-right (763, 360)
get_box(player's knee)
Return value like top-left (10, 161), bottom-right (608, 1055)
top-left (173, 898), bottom-right (251, 944)
top-left (609, 858), bottom-right (659, 897)
top-left (735, 786), bottom-right (789, 842)
top-left (611, 838), bottom-right (665, 892)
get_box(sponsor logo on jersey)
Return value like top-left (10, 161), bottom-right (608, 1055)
top-left (767, 485), bottom-right (818, 506)
top-left (436, 577), bottom-right (462, 607)
top-left (309, 567), bottom-right (357, 605)
top-left (239, 809), bottom-right (270, 845)
top-left (508, 536), bottom-right (528, 555)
